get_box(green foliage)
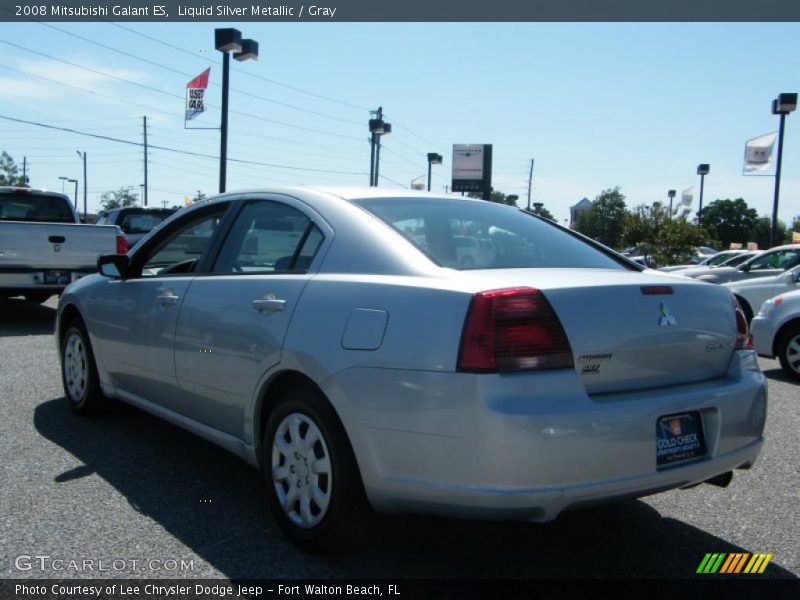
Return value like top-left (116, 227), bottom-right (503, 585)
top-left (791, 215), bottom-right (800, 233)
top-left (574, 187), bottom-right (628, 248)
top-left (750, 216), bottom-right (790, 249)
top-left (651, 217), bottom-right (708, 266)
top-left (99, 187), bottom-right (139, 211)
top-left (533, 205), bottom-right (555, 221)
top-left (701, 198), bottom-right (758, 248)
top-left (0, 152), bottom-right (28, 186)
top-left (468, 189), bottom-right (518, 206)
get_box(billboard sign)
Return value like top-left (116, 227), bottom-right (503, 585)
top-left (185, 68), bottom-right (211, 122)
top-left (452, 144), bottom-right (492, 194)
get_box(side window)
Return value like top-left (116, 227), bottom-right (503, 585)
top-left (213, 201), bottom-right (323, 274)
top-left (139, 208), bottom-right (226, 278)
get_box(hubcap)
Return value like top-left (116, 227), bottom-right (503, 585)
top-left (271, 412), bottom-right (332, 528)
top-left (63, 331), bottom-right (88, 403)
top-left (786, 335), bottom-right (800, 374)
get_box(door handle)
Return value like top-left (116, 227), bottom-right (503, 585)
top-left (49, 235), bottom-right (66, 244)
top-left (252, 294), bottom-right (286, 314)
top-left (156, 290), bottom-right (180, 307)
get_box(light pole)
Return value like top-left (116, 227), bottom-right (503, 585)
top-left (770, 93), bottom-right (797, 247)
top-left (215, 28), bottom-right (258, 194)
top-left (426, 153), bottom-right (442, 191)
top-left (667, 189), bottom-right (676, 219)
top-left (696, 164), bottom-right (710, 225)
top-left (76, 150), bottom-right (87, 219)
top-left (67, 178), bottom-right (78, 209)
top-left (368, 108), bottom-right (391, 186)
top-left (58, 176), bottom-right (68, 194)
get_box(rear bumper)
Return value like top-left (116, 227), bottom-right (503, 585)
top-left (323, 351), bottom-right (767, 521)
top-left (0, 270), bottom-right (92, 294)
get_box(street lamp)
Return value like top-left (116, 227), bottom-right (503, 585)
top-left (426, 153), bottom-right (442, 191)
top-left (215, 28), bottom-right (258, 194)
top-left (770, 92), bottom-right (797, 247)
top-left (667, 189), bottom-right (676, 219)
top-left (368, 107), bottom-right (391, 186)
top-left (696, 164), bottom-right (710, 225)
top-left (58, 175), bottom-right (68, 194)
top-left (67, 178), bottom-right (78, 209)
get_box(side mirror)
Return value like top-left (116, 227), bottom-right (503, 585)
top-left (739, 263), bottom-right (750, 272)
top-left (98, 254), bottom-right (131, 279)
top-left (793, 270), bottom-right (800, 284)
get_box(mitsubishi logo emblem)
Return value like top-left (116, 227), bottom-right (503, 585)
top-left (659, 302), bottom-right (677, 326)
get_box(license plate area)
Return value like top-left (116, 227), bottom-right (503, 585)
top-left (656, 412), bottom-right (707, 466)
top-left (43, 270), bottom-right (71, 285)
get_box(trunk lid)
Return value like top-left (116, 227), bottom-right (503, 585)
top-left (465, 268), bottom-right (738, 394)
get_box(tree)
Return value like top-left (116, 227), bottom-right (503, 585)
top-left (468, 189), bottom-right (517, 205)
top-left (0, 151), bottom-right (27, 186)
top-left (99, 187), bottom-right (139, 211)
top-left (701, 198), bottom-right (758, 249)
top-left (651, 217), bottom-right (708, 266)
top-left (791, 215), bottom-right (800, 233)
top-left (574, 187), bottom-right (628, 248)
top-left (751, 216), bottom-right (789, 249)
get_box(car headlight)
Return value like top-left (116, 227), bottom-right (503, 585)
top-left (757, 296), bottom-right (783, 317)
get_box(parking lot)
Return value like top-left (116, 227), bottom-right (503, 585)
top-left (1, 297), bottom-right (798, 580)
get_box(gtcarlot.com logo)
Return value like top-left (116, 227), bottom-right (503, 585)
top-left (14, 555), bottom-right (195, 573)
top-left (696, 552), bottom-right (773, 574)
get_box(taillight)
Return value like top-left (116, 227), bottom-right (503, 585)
top-left (731, 294), bottom-right (751, 350)
top-left (457, 287), bottom-right (573, 372)
top-left (116, 235), bottom-right (129, 254)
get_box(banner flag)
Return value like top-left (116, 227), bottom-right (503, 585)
top-left (185, 68), bottom-right (211, 121)
top-left (743, 131), bottom-right (778, 173)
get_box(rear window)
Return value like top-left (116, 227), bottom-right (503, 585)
top-left (354, 198), bottom-right (629, 270)
top-left (0, 193), bottom-right (74, 223)
top-left (120, 211), bottom-right (173, 234)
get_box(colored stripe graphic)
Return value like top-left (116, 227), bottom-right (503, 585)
top-left (697, 552), bottom-right (773, 574)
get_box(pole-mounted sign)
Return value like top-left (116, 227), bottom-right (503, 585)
top-left (185, 68), bottom-right (211, 123)
top-left (452, 144), bottom-right (492, 198)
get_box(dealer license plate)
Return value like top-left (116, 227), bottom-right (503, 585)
top-left (656, 412), bottom-right (707, 466)
top-left (43, 270), bottom-right (71, 285)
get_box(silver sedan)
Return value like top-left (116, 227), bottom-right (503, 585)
top-left (56, 188), bottom-right (766, 550)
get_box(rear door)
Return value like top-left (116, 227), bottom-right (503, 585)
top-left (173, 195), bottom-right (330, 437)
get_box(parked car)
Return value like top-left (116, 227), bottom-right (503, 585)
top-left (57, 188), bottom-right (766, 549)
top-left (671, 251), bottom-right (761, 279)
top-left (659, 250), bottom-right (750, 273)
top-left (682, 245), bottom-right (800, 284)
top-left (751, 289), bottom-right (800, 380)
top-left (725, 266), bottom-right (800, 322)
top-left (0, 186), bottom-right (126, 303)
top-left (95, 207), bottom-right (177, 248)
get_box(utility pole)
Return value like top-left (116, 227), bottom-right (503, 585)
top-left (143, 116), bottom-right (149, 207)
top-left (526, 158), bottom-right (534, 211)
top-left (22, 156), bottom-right (27, 185)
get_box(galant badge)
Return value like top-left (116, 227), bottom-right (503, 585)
top-left (659, 301), bottom-right (677, 326)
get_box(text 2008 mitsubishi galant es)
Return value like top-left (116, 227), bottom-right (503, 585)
top-left (56, 187), bottom-right (766, 549)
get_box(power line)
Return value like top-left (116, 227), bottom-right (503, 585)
top-left (107, 22), bottom-right (371, 112)
top-left (0, 114), bottom-right (369, 176)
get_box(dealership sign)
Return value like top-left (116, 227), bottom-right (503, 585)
top-left (185, 68), bottom-right (211, 122)
top-left (451, 144), bottom-right (492, 194)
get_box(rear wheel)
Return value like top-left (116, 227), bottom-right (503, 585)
top-left (60, 320), bottom-right (106, 413)
top-left (262, 386), bottom-right (367, 551)
top-left (777, 324), bottom-right (800, 381)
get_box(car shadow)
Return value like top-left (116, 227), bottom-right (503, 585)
top-left (761, 364), bottom-right (798, 385)
top-left (0, 298), bottom-right (57, 336)
top-left (34, 398), bottom-right (797, 580)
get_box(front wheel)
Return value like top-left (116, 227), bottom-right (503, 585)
top-left (262, 386), bottom-right (367, 551)
top-left (777, 324), bottom-right (800, 381)
top-left (60, 321), bottom-right (106, 413)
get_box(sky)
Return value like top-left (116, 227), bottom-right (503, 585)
top-left (1, 21), bottom-right (799, 226)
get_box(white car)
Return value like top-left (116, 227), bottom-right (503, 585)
top-left (751, 289), bottom-right (800, 380)
top-left (659, 250), bottom-right (750, 273)
top-left (725, 266), bottom-right (800, 322)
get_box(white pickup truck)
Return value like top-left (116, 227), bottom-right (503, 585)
top-left (0, 186), bottom-right (127, 303)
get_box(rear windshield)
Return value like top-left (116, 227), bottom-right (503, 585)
top-left (354, 198), bottom-right (630, 270)
top-left (121, 211), bottom-right (173, 234)
top-left (0, 193), bottom-right (74, 223)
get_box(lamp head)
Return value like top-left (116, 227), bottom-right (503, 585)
top-left (697, 164), bottom-right (710, 176)
top-left (234, 39), bottom-right (259, 61)
top-left (215, 28), bottom-right (242, 53)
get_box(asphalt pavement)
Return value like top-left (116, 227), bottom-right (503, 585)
top-left (1, 297), bottom-right (798, 580)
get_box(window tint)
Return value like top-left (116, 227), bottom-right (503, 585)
top-left (121, 212), bottom-right (171, 234)
top-left (354, 198), bottom-right (628, 270)
top-left (213, 201), bottom-right (322, 274)
top-left (0, 193), bottom-right (74, 223)
top-left (140, 209), bottom-right (225, 277)
top-left (748, 249), bottom-right (800, 271)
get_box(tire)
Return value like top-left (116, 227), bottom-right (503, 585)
top-left (60, 319), bottom-right (106, 413)
top-left (24, 292), bottom-right (52, 304)
top-left (777, 324), bottom-right (800, 381)
top-left (735, 296), bottom-right (754, 324)
top-left (262, 386), bottom-right (367, 551)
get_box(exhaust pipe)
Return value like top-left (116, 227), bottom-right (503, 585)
top-left (705, 471), bottom-right (733, 488)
